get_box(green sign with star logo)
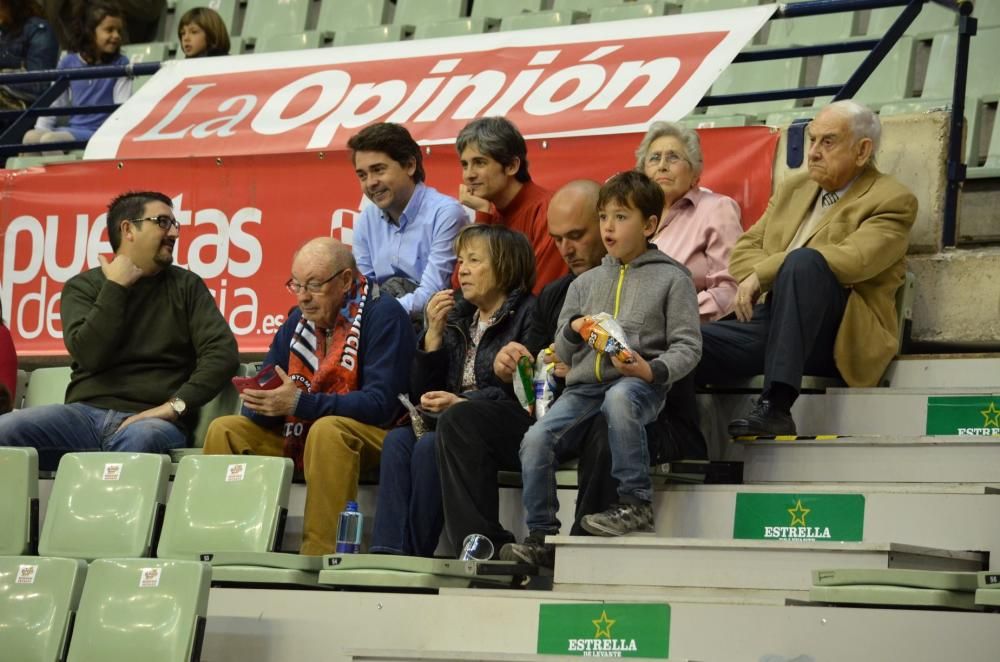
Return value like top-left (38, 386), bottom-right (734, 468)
top-left (537, 603), bottom-right (670, 658)
top-left (926, 395), bottom-right (1000, 436)
top-left (733, 493), bottom-right (865, 542)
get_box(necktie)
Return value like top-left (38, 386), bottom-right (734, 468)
top-left (822, 191), bottom-right (839, 208)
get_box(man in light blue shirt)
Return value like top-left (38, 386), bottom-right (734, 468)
top-left (348, 123), bottom-right (468, 318)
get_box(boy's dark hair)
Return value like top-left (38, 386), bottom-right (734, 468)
top-left (73, 0), bottom-right (125, 64)
top-left (106, 191), bottom-right (173, 251)
top-left (454, 224), bottom-right (535, 295)
top-left (455, 117), bottom-right (531, 183)
top-left (177, 7), bottom-right (231, 56)
top-left (597, 171), bottom-right (665, 228)
top-left (347, 122), bottom-right (425, 183)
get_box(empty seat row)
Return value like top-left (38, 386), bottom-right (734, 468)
top-left (0, 555), bottom-right (209, 662)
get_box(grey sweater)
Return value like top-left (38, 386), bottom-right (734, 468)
top-left (555, 248), bottom-right (702, 388)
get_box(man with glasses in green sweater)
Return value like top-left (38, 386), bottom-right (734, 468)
top-left (0, 190), bottom-right (239, 465)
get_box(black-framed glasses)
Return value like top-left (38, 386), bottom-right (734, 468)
top-left (131, 215), bottom-right (180, 231)
top-left (285, 269), bottom-right (347, 295)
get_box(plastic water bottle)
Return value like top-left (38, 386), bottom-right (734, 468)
top-left (335, 501), bottom-right (363, 553)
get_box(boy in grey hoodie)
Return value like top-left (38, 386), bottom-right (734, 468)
top-left (501, 171), bottom-right (701, 567)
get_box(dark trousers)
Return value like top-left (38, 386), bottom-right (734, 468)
top-left (696, 248), bottom-right (850, 395)
top-left (370, 427), bottom-right (444, 556)
top-left (436, 398), bottom-right (620, 555)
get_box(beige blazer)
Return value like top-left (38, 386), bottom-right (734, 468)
top-left (729, 164), bottom-right (918, 387)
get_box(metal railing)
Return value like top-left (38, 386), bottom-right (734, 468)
top-left (0, 0), bottom-right (979, 245)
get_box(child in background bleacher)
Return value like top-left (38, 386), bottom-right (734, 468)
top-left (22, 0), bottom-right (130, 149)
top-left (177, 6), bottom-right (230, 58)
top-left (501, 171), bottom-right (702, 568)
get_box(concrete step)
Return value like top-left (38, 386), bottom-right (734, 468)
top-left (881, 355), bottom-right (1000, 388)
top-left (202, 586), bottom-right (1000, 662)
top-left (738, 435), bottom-right (1000, 483)
top-left (548, 537), bottom-right (985, 594)
top-left (653, 483), bottom-right (1000, 559)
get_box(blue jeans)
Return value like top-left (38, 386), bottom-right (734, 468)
top-left (0, 403), bottom-right (186, 457)
top-left (370, 426), bottom-right (444, 556)
top-left (519, 378), bottom-right (666, 534)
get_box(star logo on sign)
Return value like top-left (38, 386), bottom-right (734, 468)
top-left (981, 402), bottom-right (1000, 428)
top-left (592, 610), bottom-right (616, 639)
top-left (788, 499), bottom-right (811, 527)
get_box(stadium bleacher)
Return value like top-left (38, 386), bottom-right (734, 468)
top-left (2, 1), bottom-right (1000, 660)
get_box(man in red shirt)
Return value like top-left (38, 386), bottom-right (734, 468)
top-left (0, 303), bottom-right (16, 415)
top-left (456, 116), bottom-right (566, 294)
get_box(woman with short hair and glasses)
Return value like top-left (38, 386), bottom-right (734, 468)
top-left (371, 224), bottom-right (536, 557)
top-left (635, 121), bottom-right (743, 322)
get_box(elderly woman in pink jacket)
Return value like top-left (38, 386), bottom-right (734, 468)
top-left (636, 122), bottom-right (743, 321)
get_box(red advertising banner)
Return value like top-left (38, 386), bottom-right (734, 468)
top-left (0, 127), bottom-right (777, 356)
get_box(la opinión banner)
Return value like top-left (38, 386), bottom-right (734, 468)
top-left (85, 6), bottom-right (776, 160)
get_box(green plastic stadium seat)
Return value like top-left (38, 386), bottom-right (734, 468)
top-left (704, 57), bottom-right (805, 119)
top-left (554, 0), bottom-right (624, 10)
top-left (763, 108), bottom-right (817, 127)
top-left (472, 0), bottom-right (547, 20)
top-left (679, 114), bottom-right (756, 129)
top-left (967, 108), bottom-right (1000, 178)
top-left (23, 366), bottom-right (71, 407)
top-left (867, 3), bottom-right (957, 37)
top-left (67, 558), bottom-right (210, 662)
top-left (813, 36), bottom-right (916, 108)
top-left (815, 568), bottom-right (979, 591)
top-left (242, 0), bottom-right (311, 40)
top-left (975, 2), bottom-right (1000, 28)
top-left (39, 452), bottom-right (170, 560)
top-left (255, 30), bottom-right (328, 53)
top-left (122, 41), bottom-right (170, 62)
top-left (0, 447), bottom-right (38, 555)
top-left (172, 0), bottom-right (239, 30)
top-left (394, 0), bottom-right (467, 26)
top-left (318, 554), bottom-right (528, 590)
top-left (5, 154), bottom-right (81, 169)
top-left (501, 10), bottom-right (588, 31)
top-left (157, 455), bottom-right (318, 583)
top-left (0, 556), bottom-right (86, 662)
top-left (413, 17), bottom-right (498, 39)
top-left (13, 368), bottom-right (29, 409)
top-left (333, 24), bottom-right (413, 46)
top-left (682, 0), bottom-right (760, 13)
top-left (767, 0), bottom-right (858, 46)
top-left (189, 380), bottom-right (242, 450)
top-left (316, 0), bottom-right (391, 33)
top-left (592, 1), bottom-right (680, 22)
top-left (810, 584), bottom-right (977, 610)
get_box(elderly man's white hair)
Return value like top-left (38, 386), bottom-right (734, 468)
top-left (823, 99), bottom-right (881, 158)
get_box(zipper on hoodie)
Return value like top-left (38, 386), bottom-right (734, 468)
top-left (594, 264), bottom-right (628, 382)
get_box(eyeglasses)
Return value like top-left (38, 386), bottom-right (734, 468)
top-left (131, 215), bottom-right (180, 231)
top-left (285, 269), bottom-right (348, 295)
top-left (645, 151), bottom-right (689, 168)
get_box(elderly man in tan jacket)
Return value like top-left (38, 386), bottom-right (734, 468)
top-left (697, 99), bottom-right (918, 437)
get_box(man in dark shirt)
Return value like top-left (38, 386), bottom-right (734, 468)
top-left (0, 190), bottom-right (239, 457)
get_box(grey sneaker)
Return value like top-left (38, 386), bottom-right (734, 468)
top-left (580, 502), bottom-right (654, 536)
top-left (499, 536), bottom-right (555, 569)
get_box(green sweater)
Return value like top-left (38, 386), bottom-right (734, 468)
top-left (60, 265), bottom-right (239, 426)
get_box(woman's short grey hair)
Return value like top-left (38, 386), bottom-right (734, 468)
top-left (634, 121), bottom-right (704, 178)
top-left (826, 99), bottom-right (881, 157)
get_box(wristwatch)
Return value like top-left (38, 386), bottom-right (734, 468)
top-left (168, 397), bottom-right (187, 418)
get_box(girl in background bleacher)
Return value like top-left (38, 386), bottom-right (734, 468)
top-left (177, 6), bottom-right (230, 58)
top-left (22, 0), bottom-right (130, 150)
top-left (0, 0), bottom-right (59, 112)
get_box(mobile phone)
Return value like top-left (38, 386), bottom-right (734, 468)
top-left (232, 365), bottom-right (282, 394)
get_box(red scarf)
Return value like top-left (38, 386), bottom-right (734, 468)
top-left (283, 275), bottom-right (371, 471)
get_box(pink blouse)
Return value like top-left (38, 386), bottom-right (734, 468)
top-left (652, 187), bottom-right (742, 322)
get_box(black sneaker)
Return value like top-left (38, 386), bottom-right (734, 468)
top-left (580, 502), bottom-right (654, 537)
top-left (728, 398), bottom-right (797, 437)
top-left (499, 535), bottom-right (555, 569)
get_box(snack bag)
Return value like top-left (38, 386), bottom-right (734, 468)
top-left (533, 348), bottom-right (557, 419)
top-left (579, 313), bottom-right (634, 363)
top-left (513, 355), bottom-right (536, 413)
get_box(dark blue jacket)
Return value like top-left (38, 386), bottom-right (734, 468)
top-left (246, 290), bottom-right (415, 429)
top-left (0, 17), bottom-right (59, 102)
top-left (413, 288), bottom-right (535, 402)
